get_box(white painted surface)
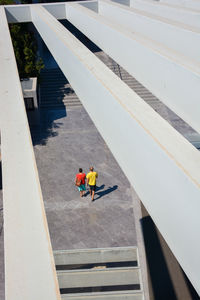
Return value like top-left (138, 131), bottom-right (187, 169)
top-left (0, 7), bottom-right (61, 300)
top-left (31, 5), bottom-right (200, 295)
top-left (42, 3), bottom-right (66, 19)
top-left (159, 0), bottom-right (200, 11)
top-left (4, 1), bottom-right (94, 23)
top-left (80, 1), bottom-right (99, 13)
top-left (65, 3), bottom-right (200, 133)
top-left (5, 5), bottom-right (31, 23)
top-left (99, 0), bottom-right (200, 63)
top-left (129, 0), bottom-right (200, 29)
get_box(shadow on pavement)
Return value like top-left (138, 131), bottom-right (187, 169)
top-left (29, 18), bottom-right (102, 147)
top-left (95, 185), bottom-right (118, 200)
top-left (30, 110), bottom-right (66, 146)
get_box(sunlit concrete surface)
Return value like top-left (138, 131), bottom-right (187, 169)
top-left (0, 6), bottom-right (60, 300)
top-left (129, 0), bottom-right (200, 28)
top-left (32, 5), bottom-right (200, 295)
top-left (1, 1), bottom-right (200, 298)
top-left (98, 0), bottom-right (200, 63)
top-left (159, 0), bottom-right (200, 11)
top-left (66, 2), bottom-right (200, 134)
top-left (0, 180), bottom-right (3, 300)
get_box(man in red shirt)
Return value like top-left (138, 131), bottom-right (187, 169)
top-left (75, 168), bottom-right (86, 198)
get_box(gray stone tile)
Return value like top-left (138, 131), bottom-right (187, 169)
top-left (32, 107), bottom-right (137, 251)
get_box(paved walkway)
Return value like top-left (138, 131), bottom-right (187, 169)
top-left (31, 107), bottom-right (137, 251)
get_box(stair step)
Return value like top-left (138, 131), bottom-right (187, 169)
top-left (61, 291), bottom-right (144, 299)
top-left (40, 95), bottom-right (79, 99)
top-left (54, 247), bottom-right (138, 266)
top-left (41, 92), bottom-right (79, 101)
top-left (40, 100), bottom-right (80, 105)
top-left (40, 92), bottom-right (76, 97)
top-left (41, 103), bottom-right (81, 108)
top-left (40, 81), bottom-right (71, 86)
top-left (57, 267), bottom-right (140, 289)
top-left (40, 80), bottom-right (68, 86)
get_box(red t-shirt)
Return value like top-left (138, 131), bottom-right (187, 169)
top-left (76, 173), bottom-right (86, 185)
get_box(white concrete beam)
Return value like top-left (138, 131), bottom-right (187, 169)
top-left (42, 3), bottom-right (66, 20)
top-left (98, 0), bottom-right (200, 63)
top-left (129, 0), bottom-right (200, 29)
top-left (0, 6), bottom-right (61, 300)
top-left (30, 4), bottom-right (200, 295)
top-left (65, 3), bottom-right (200, 134)
top-left (159, 0), bottom-right (200, 11)
top-left (4, 3), bottom-right (66, 23)
top-left (5, 4), bottom-right (31, 23)
top-left (4, 2), bottom-right (96, 23)
top-left (80, 1), bottom-right (99, 13)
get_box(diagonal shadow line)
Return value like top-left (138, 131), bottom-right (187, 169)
top-left (95, 185), bottom-right (118, 200)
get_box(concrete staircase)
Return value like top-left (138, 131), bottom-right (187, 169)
top-left (39, 54), bottom-right (159, 111)
top-left (39, 68), bottom-right (81, 109)
top-left (54, 247), bottom-right (144, 300)
top-left (96, 54), bottom-right (159, 110)
top-left (39, 52), bottom-right (158, 111)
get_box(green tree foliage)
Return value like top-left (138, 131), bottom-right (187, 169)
top-left (9, 23), bottom-right (44, 78)
top-left (0, 0), bottom-right (15, 4)
top-left (1, 0), bottom-right (44, 77)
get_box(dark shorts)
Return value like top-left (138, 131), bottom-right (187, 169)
top-left (89, 185), bottom-right (96, 191)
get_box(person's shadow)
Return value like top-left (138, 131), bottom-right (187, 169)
top-left (95, 185), bottom-right (118, 200)
top-left (84, 184), bottom-right (105, 197)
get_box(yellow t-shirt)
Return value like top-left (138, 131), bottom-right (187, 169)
top-left (86, 171), bottom-right (98, 186)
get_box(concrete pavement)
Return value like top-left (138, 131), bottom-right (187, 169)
top-left (31, 106), bottom-right (137, 251)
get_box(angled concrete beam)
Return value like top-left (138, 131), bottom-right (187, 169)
top-left (30, 4), bottom-right (200, 295)
top-left (0, 6), bottom-right (61, 300)
top-left (98, 0), bottom-right (200, 63)
top-left (129, 0), bottom-right (200, 29)
top-left (65, 3), bottom-right (200, 133)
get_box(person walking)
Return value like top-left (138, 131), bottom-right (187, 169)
top-left (75, 168), bottom-right (86, 198)
top-left (86, 166), bottom-right (98, 202)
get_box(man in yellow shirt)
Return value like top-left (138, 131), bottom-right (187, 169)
top-left (86, 166), bottom-right (98, 202)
